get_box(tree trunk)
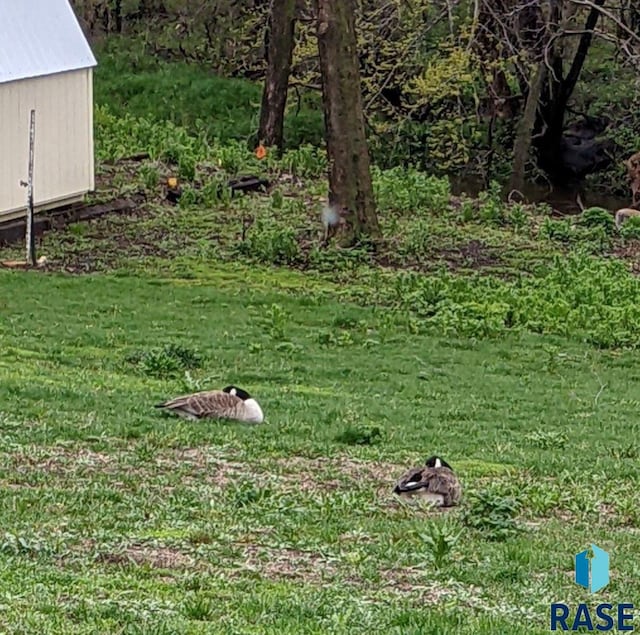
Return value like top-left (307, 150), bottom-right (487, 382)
top-left (533, 0), bottom-right (605, 180)
top-left (114, 0), bottom-right (123, 33)
top-left (315, 0), bottom-right (380, 245)
top-left (509, 62), bottom-right (547, 193)
top-left (257, 0), bottom-right (297, 150)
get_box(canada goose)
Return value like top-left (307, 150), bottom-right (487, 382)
top-left (155, 385), bottom-right (264, 423)
top-left (393, 455), bottom-right (462, 507)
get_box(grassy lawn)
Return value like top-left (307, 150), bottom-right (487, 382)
top-left (1, 264), bottom-right (639, 633)
top-left (1, 39), bottom-right (640, 634)
top-left (93, 40), bottom-right (324, 149)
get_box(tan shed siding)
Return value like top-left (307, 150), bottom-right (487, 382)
top-left (87, 68), bottom-right (95, 191)
top-left (0, 68), bottom-right (93, 218)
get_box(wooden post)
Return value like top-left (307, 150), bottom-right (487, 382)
top-left (25, 109), bottom-right (36, 266)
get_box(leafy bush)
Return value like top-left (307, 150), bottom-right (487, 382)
top-left (478, 181), bottom-right (506, 225)
top-left (364, 254), bottom-right (640, 349)
top-left (334, 424), bottom-right (383, 446)
top-left (399, 219), bottom-right (432, 261)
top-left (279, 145), bottom-right (328, 178)
top-left (578, 207), bottom-right (615, 234)
top-left (504, 203), bottom-right (530, 232)
top-left (620, 216), bottom-right (640, 239)
top-left (125, 344), bottom-right (203, 379)
top-left (419, 519), bottom-right (462, 569)
top-left (540, 218), bottom-right (574, 243)
top-left (539, 217), bottom-right (611, 252)
top-left (372, 166), bottom-right (451, 215)
top-left (238, 219), bottom-right (301, 266)
top-left (462, 490), bottom-right (521, 541)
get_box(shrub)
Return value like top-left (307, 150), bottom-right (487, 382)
top-left (620, 215), bottom-right (640, 239)
top-left (125, 343), bottom-right (203, 379)
top-left (578, 207), bottom-right (615, 234)
top-left (238, 219), bottom-right (301, 266)
top-left (462, 490), bottom-right (521, 541)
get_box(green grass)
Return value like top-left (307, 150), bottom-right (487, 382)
top-left (1, 266), bottom-right (640, 633)
top-left (93, 39), bottom-right (324, 148)
top-left (2, 43), bottom-right (640, 632)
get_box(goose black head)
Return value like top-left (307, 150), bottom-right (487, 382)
top-left (425, 455), bottom-right (452, 470)
top-left (222, 385), bottom-right (252, 401)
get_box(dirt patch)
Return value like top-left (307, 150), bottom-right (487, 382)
top-left (237, 544), bottom-right (340, 583)
top-left (153, 448), bottom-right (250, 488)
top-left (270, 454), bottom-right (411, 497)
top-left (152, 448), bottom-right (405, 494)
top-left (95, 544), bottom-right (195, 570)
top-left (378, 566), bottom-right (469, 599)
top-left (610, 243), bottom-right (640, 274)
top-left (4, 444), bottom-right (433, 509)
top-left (434, 239), bottom-right (503, 271)
top-left (6, 447), bottom-right (117, 477)
top-left (273, 455), bottom-right (402, 482)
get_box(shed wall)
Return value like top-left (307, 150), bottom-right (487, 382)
top-left (0, 68), bottom-right (94, 219)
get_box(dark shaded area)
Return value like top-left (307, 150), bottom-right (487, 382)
top-left (0, 197), bottom-right (144, 246)
top-left (541, 117), bottom-right (615, 182)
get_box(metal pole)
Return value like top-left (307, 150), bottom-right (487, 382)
top-left (25, 109), bottom-right (36, 266)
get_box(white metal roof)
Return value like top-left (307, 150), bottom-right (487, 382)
top-left (0, 0), bottom-right (97, 85)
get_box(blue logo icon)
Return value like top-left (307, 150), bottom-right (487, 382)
top-left (575, 544), bottom-right (609, 593)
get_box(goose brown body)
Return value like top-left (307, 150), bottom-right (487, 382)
top-left (393, 456), bottom-right (462, 507)
top-left (155, 386), bottom-right (263, 423)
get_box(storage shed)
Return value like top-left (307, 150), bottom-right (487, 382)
top-left (0, 0), bottom-right (97, 222)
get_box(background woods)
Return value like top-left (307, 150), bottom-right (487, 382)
top-left (72, 0), bottom-right (640, 200)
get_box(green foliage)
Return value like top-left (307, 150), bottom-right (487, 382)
top-left (125, 343), bottom-right (203, 378)
top-left (279, 145), bottom-right (328, 178)
top-left (238, 217), bottom-right (301, 266)
top-left (619, 216), bottom-right (640, 239)
top-left (94, 42), bottom-right (324, 150)
top-left (418, 519), bottom-right (462, 569)
top-left (334, 424), bottom-right (383, 446)
top-left (504, 203), bottom-right (530, 233)
top-left (525, 429), bottom-right (568, 450)
top-left (477, 182), bottom-right (506, 225)
top-left (18, 90), bottom-right (640, 353)
top-left (258, 303), bottom-right (291, 341)
top-left (540, 216), bottom-right (612, 253)
top-left (398, 219), bottom-right (432, 262)
top-left (462, 490), bottom-right (521, 541)
top-left (94, 106), bottom-right (210, 164)
top-left (182, 594), bottom-right (216, 621)
top-left (540, 218), bottom-right (574, 243)
top-left (370, 254), bottom-right (640, 348)
top-left (372, 167), bottom-right (451, 215)
top-left (1, 532), bottom-right (55, 557)
top-left (578, 207), bottom-right (615, 233)
top-left (92, 16), bottom-right (639, 189)
top-left (139, 162), bottom-right (160, 189)
top-left (370, 43), bottom-right (484, 172)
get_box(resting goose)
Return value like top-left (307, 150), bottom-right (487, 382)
top-left (393, 455), bottom-right (462, 507)
top-left (155, 385), bottom-right (264, 423)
